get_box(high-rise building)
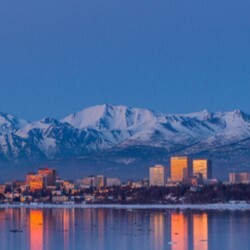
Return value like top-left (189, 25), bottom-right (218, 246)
top-left (38, 168), bottom-right (56, 186)
top-left (26, 173), bottom-right (47, 191)
top-left (149, 165), bottom-right (166, 186)
top-left (229, 172), bottom-right (250, 184)
top-left (192, 159), bottom-right (212, 180)
top-left (26, 173), bottom-right (36, 185)
top-left (170, 156), bottom-right (190, 182)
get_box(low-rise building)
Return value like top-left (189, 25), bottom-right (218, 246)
top-left (229, 172), bottom-right (250, 184)
top-left (82, 175), bottom-right (106, 188)
top-left (106, 178), bottom-right (121, 187)
top-left (52, 195), bottom-right (69, 203)
top-left (0, 185), bottom-right (6, 195)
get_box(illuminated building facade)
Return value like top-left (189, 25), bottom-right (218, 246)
top-left (26, 174), bottom-right (47, 191)
top-left (192, 159), bottom-right (212, 180)
top-left (149, 165), bottom-right (166, 186)
top-left (26, 173), bottom-right (36, 185)
top-left (170, 156), bottom-right (190, 182)
top-left (96, 175), bottom-right (106, 187)
top-left (38, 168), bottom-right (56, 186)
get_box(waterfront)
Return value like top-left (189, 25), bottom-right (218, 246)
top-left (0, 208), bottom-right (250, 250)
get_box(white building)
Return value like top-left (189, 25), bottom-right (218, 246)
top-left (149, 165), bottom-right (166, 186)
top-left (106, 178), bottom-right (121, 187)
top-left (229, 172), bottom-right (250, 184)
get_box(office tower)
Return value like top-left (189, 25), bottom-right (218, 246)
top-left (149, 165), bottom-right (166, 186)
top-left (26, 173), bottom-right (47, 191)
top-left (170, 156), bottom-right (190, 182)
top-left (38, 168), bottom-right (56, 186)
top-left (193, 159), bottom-right (212, 180)
top-left (26, 173), bottom-right (36, 185)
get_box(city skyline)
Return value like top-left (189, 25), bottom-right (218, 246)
top-left (0, 0), bottom-right (249, 249)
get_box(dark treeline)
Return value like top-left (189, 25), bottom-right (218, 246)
top-left (93, 184), bottom-right (250, 204)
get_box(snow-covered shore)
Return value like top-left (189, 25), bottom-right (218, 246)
top-left (1, 202), bottom-right (250, 211)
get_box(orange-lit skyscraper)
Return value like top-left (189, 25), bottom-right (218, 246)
top-left (38, 168), bottom-right (56, 186)
top-left (170, 156), bottom-right (190, 182)
top-left (192, 159), bottom-right (212, 180)
top-left (26, 173), bottom-right (47, 191)
top-left (149, 165), bottom-right (166, 186)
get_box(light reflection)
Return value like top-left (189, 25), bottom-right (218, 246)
top-left (171, 213), bottom-right (188, 250)
top-left (97, 209), bottom-right (105, 250)
top-left (150, 212), bottom-right (164, 250)
top-left (0, 208), bottom-right (215, 249)
top-left (193, 213), bottom-right (208, 250)
top-left (30, 210), bottom-right (43, 250)
top-left (63, 209), bottom-right (70, 250)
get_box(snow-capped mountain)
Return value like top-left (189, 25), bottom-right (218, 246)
top-left (0, 112), bottom-right (28, 135)
top-left (62, 104), bottom-right (158, 131)
top-left (63, 105), bottom-right (250, 152)
top-left (1, 105), bottom-right (250, 169)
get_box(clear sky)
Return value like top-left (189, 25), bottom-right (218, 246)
top-left (0, 0), bottom-right (250, 121)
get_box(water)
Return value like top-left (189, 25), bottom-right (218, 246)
top-left (0, 208), bottom-right (249, 250)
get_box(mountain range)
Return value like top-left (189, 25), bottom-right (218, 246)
top-left (1, 104), bottom-right (250, 178)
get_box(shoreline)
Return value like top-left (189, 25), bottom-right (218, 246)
top-left (1, 202), bottom-right (250, 211)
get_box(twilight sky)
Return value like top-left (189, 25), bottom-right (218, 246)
top-left (0, 0), bottom-right (250, 120)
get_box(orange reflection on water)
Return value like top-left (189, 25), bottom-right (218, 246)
top-left (30, 210), bottom-right (43, 250)
top-left (193, 213), bottom-right (208, 250)
top-left (63, 209), bottom-right (70, 250)
top-left (171, 213), bottom-right (188, 250)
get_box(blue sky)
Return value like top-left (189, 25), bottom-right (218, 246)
top-left (0, 0), bottom-right (250, 120)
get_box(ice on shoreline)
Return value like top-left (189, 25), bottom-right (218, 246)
top-left (0, 202), bottom-right (250, 211)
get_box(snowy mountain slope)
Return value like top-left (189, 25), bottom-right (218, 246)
top-left (0, 105), bottom-right (250, 164)
top-left (3, 117), bottom-right (114, 160)
top-left (0, 112), bottom-right (28, 135)
top-left (62, 104), bottom-right (159, 131)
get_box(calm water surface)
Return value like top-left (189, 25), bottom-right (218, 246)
top-left (0, 208), bottom-right (249, 250)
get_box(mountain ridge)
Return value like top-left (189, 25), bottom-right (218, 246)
top-left (0, 105), bottom-right (250, 172)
